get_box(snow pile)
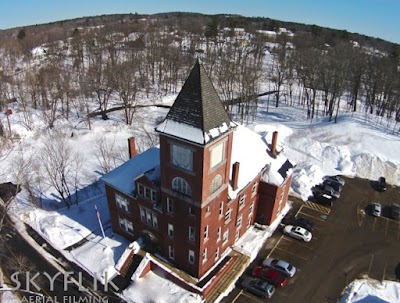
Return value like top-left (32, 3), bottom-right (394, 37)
top-left (340, 279), bottom-right (400, 303)
top-left (69, 233), bottom-right (127, 285)
top-left (249, 105), bottom-right (400, 200)
top-left (22, 194), bottom-right (110, 250)
top-left (122, 271), bottom-right (202, 303)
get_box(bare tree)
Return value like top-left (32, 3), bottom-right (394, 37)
top-left (92, 134), bottom-right (126, 174)
top-left (39, 132), bottom-right (85, 208)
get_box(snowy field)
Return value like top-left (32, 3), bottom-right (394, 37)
top-left (1, 94), bottom-right (400, 301)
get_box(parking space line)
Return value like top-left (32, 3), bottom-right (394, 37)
top-left (267, 235), bottom-right (285, 258)
top-left (241, 291), bottom-right (265, 302)
top-left (274, 247), bottom-right (309, 260)
top-left (385, 218), bottom-right (389, 237)
top-left (368, 254), bottom-right (374, 276)
top-left (382, 261), bottom-right (387, 282)
top-left (297, 210), bottom-right (328, 222)
top-left (296, 205), bottom-right (305, 217)
top-left (231, 290), bottom-right (243, 303)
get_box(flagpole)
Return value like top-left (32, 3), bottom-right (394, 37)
top-left (95, 205), bottom-right (106, 239)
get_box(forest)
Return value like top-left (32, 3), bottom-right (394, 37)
top-left (0, 12), bottom-right (399, 209)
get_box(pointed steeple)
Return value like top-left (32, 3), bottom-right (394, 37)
top-left (156, 59), bottom-right (235, 145)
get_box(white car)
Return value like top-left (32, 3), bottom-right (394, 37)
top-left (262, 258), bottom-right (296, 277)
top-left (283, 225), bottom-right (312, 242)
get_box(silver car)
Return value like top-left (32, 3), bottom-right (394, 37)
top-left (262, 258), bottom-right (296, 277)
top-left (283, 225), bottom-right (312, 242)
top-left (371, 202), bottom-right (381, 217)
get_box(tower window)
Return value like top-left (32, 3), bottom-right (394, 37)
top-left (171, 144), bottom-right (193, 171)
top-left (210, 174), bottom-right (223, 194)
top-left (172, 177), bottom-right (192, 196)
top-left (210, 142), bottom-right (224, 169)
top-left (167, 198), bottom-right (174, 214)
top-left (168, 223), bottom-right (174, 238)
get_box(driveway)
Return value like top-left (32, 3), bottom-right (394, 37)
top-left (222, 177), bottom-right (400, 303)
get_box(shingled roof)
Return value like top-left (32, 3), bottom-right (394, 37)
top-left (156, 59), bottom-right (235, 145)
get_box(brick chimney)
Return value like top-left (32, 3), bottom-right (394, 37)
top-left (271, 131), bottom-right (278, 155)
top-left (128, 137), bottom-right (137, 159)
top-left (231, 162), bottom-right (240, 190)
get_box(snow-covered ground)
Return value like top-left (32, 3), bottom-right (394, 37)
top-left (1, 93), bottom-right (400, 301)
top-left (340, 278), bottom-right (400, 303)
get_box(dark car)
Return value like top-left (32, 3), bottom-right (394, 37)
top-left (252, 267), bottom-right (287, 288)
top-left (323, 175), bottom-right (345, 186)
top-left (377, 177), bottom-right (387, 192)
top-left (391, 203), bottom-right (400, 220)
top-left (322, 179), bottom-right (343, 192)
top-left (282, 215), bottom-right (314, 231)
top-left (313, 184), bottom-right (340, 199)
top-left (242, 277), bottom-right (275, 299)
top-left (314, 192), bottom-right (336, 206)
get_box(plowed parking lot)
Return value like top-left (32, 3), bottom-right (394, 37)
top-left (222, 177), bottom-right (400, 303)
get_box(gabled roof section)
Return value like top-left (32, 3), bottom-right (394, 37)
top-left (156, 59), bottom-right (235, 145)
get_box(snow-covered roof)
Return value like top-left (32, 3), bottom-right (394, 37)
top-left (101, 147), bottom-right (160, 196)
top-left (228, 125), bottom-right (293, 198)
top-left (156, 59), bottom-right (235, 145)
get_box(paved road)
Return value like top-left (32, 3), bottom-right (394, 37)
top-left (222, 177), bottom-right (400, 303)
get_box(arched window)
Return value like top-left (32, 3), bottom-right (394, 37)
top-left (210, 174), bottom-right (223, 194)
top-left (172, 177), bottom-right (192, 196)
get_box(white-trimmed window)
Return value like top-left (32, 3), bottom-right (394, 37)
top-left (167, 198), bottom-right (173, 214)
top-left (204, 225), bottom-right (209, 241)
top-left (235, 229), bottom-right (240, 241)
top-left (239, 195), bottom-right (246, 208)
top-left (145, 187), bottom-right (151, 200)
top-left (119, 217), bottom-right (133, 234)
top-left (225, 208), bottom-right (232, 223)
top-left (189, 226), bottom-right (195, 242)
top-left (210, 174), bottom-right (223, 194)
top-left (188, 250), bottom-right (195, 264)
top-left (169, 246), bottom-right (174, 260)
top-left (217, 227), bottom-right (221, 242)
top-left (247, 216), bottom-right (252, 228)
top-left (139, 206), bottom-right (158, 229)
top-left (223, 229), bottom-right (229, 243)
top-left (168, 223), bottom-right (174, 238)
top-left (172, 177), bottom-right (192, 196)
top-left (219, 202), bottom-right (224, 217)
top-left (152, 215), bottom-right (158, 228)
top-left (215, 247), bottom-right (220, 260)
top-left (139, 206), bottom-right (146, 221)
top-left (252, 182), bottom-right (258, 196)
top-left (151, 190), bottom-right (157, 202)
top-left (206, 205), bottom-right (211, 216)
top-left (115, 193), bottom-right (129, 212)
top-left (210, 142), bottom-right (224, 169)
top-left (146, 209), bottom-right (152, 225)
top-left (189, 207), bottom-right (195, 216)
top-left (137, 184), bottom-right (144, 197)
top-left (202, 248), bottom-right (207, 263)
top-left (249, 203), bottom-right (254, 216)
top-left (237, 215), bottom-right (243, 228)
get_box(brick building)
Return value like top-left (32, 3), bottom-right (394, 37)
top-left (102, 59), bottom-right (293, 280)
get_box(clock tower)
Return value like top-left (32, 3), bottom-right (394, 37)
top-left (156, 59), bottom-right (236, 278)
